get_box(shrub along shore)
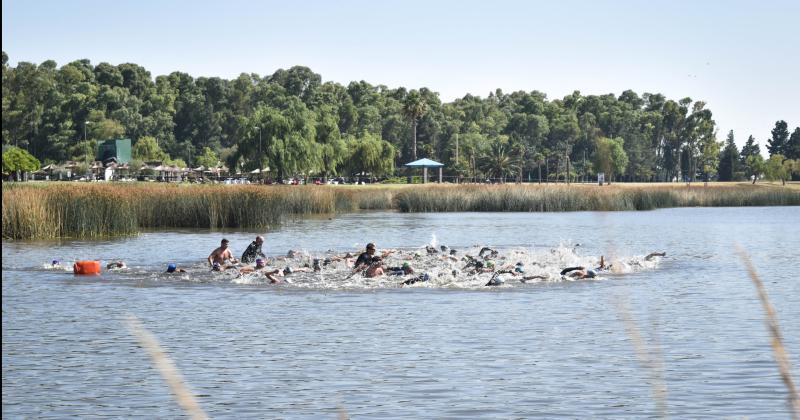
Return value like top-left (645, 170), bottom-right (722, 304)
top-left (3, 182), bottom-right (799, 239)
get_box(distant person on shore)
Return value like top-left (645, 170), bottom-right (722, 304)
top-left (165, 263), bottom-right (187, 273)
top-left (209, 238), bottom-right (239, 267)
top-left (241, 235), bottom-right (266, 263)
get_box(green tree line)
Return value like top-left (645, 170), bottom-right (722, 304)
top-left (3, 51), bottom-right (799, 182)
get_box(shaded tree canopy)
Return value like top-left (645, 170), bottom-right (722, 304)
top-left (3, 52), bottom-right (795, 181)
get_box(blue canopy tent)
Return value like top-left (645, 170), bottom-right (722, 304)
top-left (404, 158), bottom-right (444, 183)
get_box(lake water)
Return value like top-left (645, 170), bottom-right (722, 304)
top-left (3, 207), bottom-right (799, 419)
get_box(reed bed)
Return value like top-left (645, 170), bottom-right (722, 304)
top-left (3, 182), bottom-right (798, 239)
top-left (395, 184), bottom-right (800, 212)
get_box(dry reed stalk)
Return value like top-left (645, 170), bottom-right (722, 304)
top-left (125, 315), bottom-right (208, 420)
top-left (735, 245), bottom-right (800, 419)
top-left (615, 298), bottom-right (670, 419)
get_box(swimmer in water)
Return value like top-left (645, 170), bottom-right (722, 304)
top-left (645, 252), bottom-right (666, 261)
top-left (560, 266), bottom-right (598, 279)
top-left (386, 262), bottom-right (414, 276)
top-left (208, 238), bottom-right (239, 267)
top-left (363, 256), bottom-right (385, 278)
top-left (402, 273), bottom-right (430, 286)
top-left (237, 258), bottom-right (268, 275)
top-left (106, 261), bottom-right (127, 270)
top-left (467, 260), bottom-right (496, 275)
top-left (479, 247), bottom-right (499, 259)
top-left (492, 262), bottom-right (547, 283)
top-left (211, 262), bottom-right (238, 272)
top-left (165, 263), bottom-right (187, 273)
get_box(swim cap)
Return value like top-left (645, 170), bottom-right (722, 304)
top-left (515, 266), bottom-right (524, 273)
top-left (256, 258), bottom-right (265, 267)
top-left (52, 260), bottom-right (59, 265)
top-left (402, 262), bottom-right (410, 269)
top-left (422, 273), bottom-right (430, 281)
top-left (213, 262), bottom-right (221, 269)
top-left (284, 266), bottom-right (293, 274)
top-left (486, 261), bottom-right (495, 268)
top-left (167, 263), bottom-right (177, 273)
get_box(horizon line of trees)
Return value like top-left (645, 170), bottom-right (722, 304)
top-left (3, 51), bottom-right (799, 183)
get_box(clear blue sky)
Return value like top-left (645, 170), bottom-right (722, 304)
top-left (3, 0), bottom-right (799, 149)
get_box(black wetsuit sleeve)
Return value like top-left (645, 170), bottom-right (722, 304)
top-left (354, 253), bottom-right (371, 268)
top-left (560, 267), bottom-right (583, 275)
top-left (241, 242), bottom-right (259, 263)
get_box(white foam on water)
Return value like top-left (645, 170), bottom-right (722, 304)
top-left (47, 247), bottom-right (664, 290)
top-left (42, 263), bottom-right (72, 272)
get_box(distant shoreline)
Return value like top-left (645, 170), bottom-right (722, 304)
top-left (3, 182), bottom-right (799, 240)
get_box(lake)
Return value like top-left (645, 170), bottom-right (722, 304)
top-left (3, 207), bottom-right (799, 419)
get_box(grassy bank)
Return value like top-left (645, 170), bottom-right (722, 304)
top-left (3, 182), bottom-right (798, 239)
top-left (1, 183), bottom-right (394, 239)
top-left (394, 183), bottom-right (800, 212)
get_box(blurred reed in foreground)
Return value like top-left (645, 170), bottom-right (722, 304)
top-left (125, 315), bottom-right (208, 420)
top-left (615, 298), bottom-right (669, 419)
top-left (736, 245), bottom-right (800, 419)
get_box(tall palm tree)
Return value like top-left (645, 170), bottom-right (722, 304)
top-left (402, 90), bottom-right (427, 160)
top-left (479, 143), bottom-right (520, 183)
top-left (533, 152), bottom-right (544, 184)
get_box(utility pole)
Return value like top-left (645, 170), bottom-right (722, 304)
top-left (257, 127), bottom-right (262, 181)
top-left (583, 149), bottom-right (586, 183)
top-left (566, 148), bottom-right (570, 185)
top-left (455, 132), bottom-right (459, 184)
top-left (455, 132), bottom-right (459, 166)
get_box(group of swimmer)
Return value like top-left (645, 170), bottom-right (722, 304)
top-left (52, 235), bottom-right (666, 287)
top-left (203, 236), bottom-right (667, 287)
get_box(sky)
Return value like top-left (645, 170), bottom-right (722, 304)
top-left (3, 0), bottom-right (799, 149)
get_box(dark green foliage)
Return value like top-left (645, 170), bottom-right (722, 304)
top-left (2, 51), bottom-right (795, 182)
top-left (786, 127), bottom-right (800, 160)
top-left (767, 120), bottom-right (789, 156)
top-left (718, 130), bottom-right (740, 181)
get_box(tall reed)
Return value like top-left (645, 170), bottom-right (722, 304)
top-left (3, 182), bottom-right (798, 239)
top-left (736, 245), bottom-right (800, 419)
top-left (395, 184), bottom-right (800, 212)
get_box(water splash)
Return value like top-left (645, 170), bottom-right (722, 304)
top-left (37, 246), bottom-right (665, 290)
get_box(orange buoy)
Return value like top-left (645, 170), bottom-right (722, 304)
top-left (73, 260), bottom-right (101, 275)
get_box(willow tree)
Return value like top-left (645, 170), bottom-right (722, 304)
top-left (315, 106), bottom-right (348, 180)
top-left (253, 100), bottom-right (320, 180)
top-left (345, 133), bottom-right (396, 178)
top-left (2, 146), bottom-right (40, 180)
top-left (594, 137), bottom-right (628, 183)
